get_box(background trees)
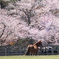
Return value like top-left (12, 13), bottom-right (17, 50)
top-left (0, 0), bottom-right (59, 46)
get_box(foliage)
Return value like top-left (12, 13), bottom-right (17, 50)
top-left (9, 0), bottom-right (17, 3)
top-left (0, 0), bottom-right (9, 8)
top-left (0, 0), bottom-right (18, 9)
top-left (19, 39), bottom-right (28, 44)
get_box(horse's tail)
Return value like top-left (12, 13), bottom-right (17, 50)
top-left (25, 46), bottom-right (30, 55)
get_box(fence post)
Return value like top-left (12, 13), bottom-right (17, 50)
top-left (51, 45), bottom-right (53, 55)
top-left (5, 46), bottom-right (7, 56)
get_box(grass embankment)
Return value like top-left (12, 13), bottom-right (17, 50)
top-left (0, 55), bottom-right (59, 59)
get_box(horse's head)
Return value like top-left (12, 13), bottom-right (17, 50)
top-left (35, 40), bottom-right (42, 47)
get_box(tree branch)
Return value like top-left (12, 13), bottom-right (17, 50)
top-left (0, 23), bottom-right (6, 38)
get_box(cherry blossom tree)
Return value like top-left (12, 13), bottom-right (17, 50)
top-left (0, 0), bottom-right (59, 46)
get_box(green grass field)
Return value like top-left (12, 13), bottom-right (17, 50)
top-left (0, 55), bottom-right (59, 59)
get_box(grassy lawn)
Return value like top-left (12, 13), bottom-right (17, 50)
top-left (0, 55), bottom-right (59, 59)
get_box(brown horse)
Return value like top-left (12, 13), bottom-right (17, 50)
top-left (25, 40), bottom-right (42, 55)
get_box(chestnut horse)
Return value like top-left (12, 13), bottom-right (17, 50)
top-left (25, 40), bottom-right (42, 55)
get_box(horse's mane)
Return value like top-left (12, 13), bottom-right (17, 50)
top-left (34, 40), bottom-right (42, 46)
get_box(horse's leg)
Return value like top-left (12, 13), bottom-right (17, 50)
top-left (25, 50), bottom-right (30, 55)
top-left (30, 52), bottom-right (33, 55)
top-left (32, 53), bottom-right (34, 55)
top-left (30, 52), bottom-right (33, 56)
top-left (25, 47), bottom-right (30, 55)
top-left (35, 52), bottom-right (37, 55)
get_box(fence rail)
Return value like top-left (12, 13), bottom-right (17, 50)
top-left (0, 45), bottom-right (59, 56)
top-left (38, 45), bottom-right (59, 55)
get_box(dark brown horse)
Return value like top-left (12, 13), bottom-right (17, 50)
top-left (25, 40), bottom-right (42, 55)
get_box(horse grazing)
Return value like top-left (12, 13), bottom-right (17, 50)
top-left (25, 40), bottom-right (42, 55)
